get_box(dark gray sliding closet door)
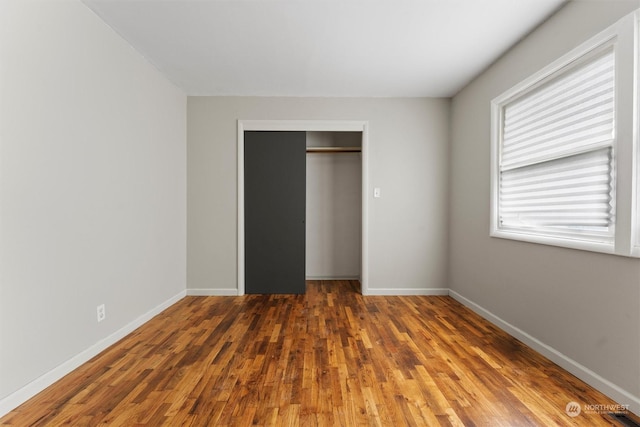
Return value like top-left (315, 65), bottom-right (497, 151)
top-left (244, 131), bottom-right (306, 294)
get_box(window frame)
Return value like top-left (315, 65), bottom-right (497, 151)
top-left (490, 10), bottom-right (638, 257)
top-left (632, 11), bottom-right (640, 257)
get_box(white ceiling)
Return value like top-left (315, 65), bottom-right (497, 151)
top-left (82, 0), bottom-right (566, 97)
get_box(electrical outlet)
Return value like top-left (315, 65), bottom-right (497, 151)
top-left (97, 304), bottom-right (106, 322)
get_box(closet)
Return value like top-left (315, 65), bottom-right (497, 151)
top-left (305, 131), bottom-right (362, 280)
top-left (244, 131), bottom-right (362, 294)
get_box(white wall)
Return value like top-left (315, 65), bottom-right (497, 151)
top-left (0, 0), bottom-right (187, 408)
top-left (449, 0), bottom-right (640, 412)
top-left (187, 97), bottom-right (450, 295)
top-left (306, 132), bottom-right (361, 279)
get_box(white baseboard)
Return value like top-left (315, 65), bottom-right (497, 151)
top-left (305, 276), bottom-right (361, 281)
top-left (0, 289), bottom-right (186, 418)
top-left (449, 290), bottom-right (640, 416)
top-left (186, 286), bottom-right (448, 297)
top-left (365, 287), bottom-right (450, 296)
top-left (186, 288), bottom-right (239, 296)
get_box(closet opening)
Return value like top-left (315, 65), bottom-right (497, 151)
top-left (237, 120), bottom-right (370, 295)
top-left (305, 131), bottom-right (362, 282)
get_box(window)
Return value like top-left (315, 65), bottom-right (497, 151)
top-left (491, 11), bottom-right (637, 256)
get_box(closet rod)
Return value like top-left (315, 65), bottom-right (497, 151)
top-left (306, 146), bottom-right (361, 153)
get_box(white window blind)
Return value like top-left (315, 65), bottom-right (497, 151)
top-left (498, 48), bottom-right (615, 241)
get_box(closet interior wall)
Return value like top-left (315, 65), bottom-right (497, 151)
top-left (305, 131), bottom-right (362, 280)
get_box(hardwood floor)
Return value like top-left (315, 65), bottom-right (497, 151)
top-left (1, 280), bottom-right (637, 426)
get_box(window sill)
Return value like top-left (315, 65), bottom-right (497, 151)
top-left (489, 229), bottom-right (622, 257)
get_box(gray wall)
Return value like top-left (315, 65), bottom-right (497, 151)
top-left (187, 97), bottom-right (450, 294)
top-left (449, 0), bottom-right (640, 411)
top-left (0, 0), bottom-right (187, 401)
top-left (306, 132), bottom-right (362, 279)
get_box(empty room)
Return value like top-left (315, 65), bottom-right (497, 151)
top-left (1, 0), bottom-right (640, 425)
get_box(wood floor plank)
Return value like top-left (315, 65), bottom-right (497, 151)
top-left (1, 280), bottom-right (637, 426)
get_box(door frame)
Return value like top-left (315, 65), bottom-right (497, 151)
top-left (237, 120), bottom-right (370, 295)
